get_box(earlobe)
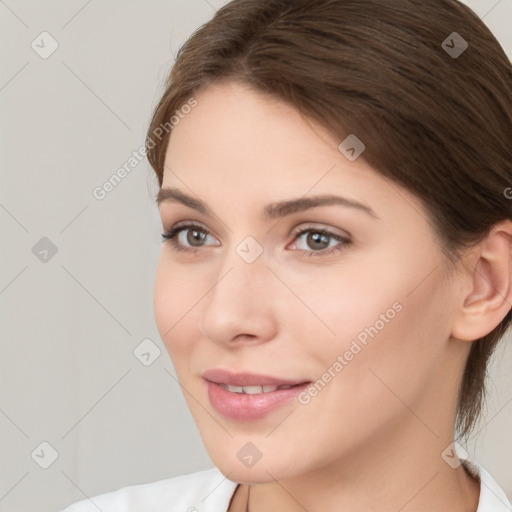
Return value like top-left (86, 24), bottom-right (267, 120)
top-left (451, 221), bottom-right (512, 342)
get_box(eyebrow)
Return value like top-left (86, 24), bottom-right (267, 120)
top-left (156, 187), bottom-right (378, 220)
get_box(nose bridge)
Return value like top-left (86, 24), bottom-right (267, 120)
top-left (211, 241), bottom-right (271, 310)
top-left (199, 239), bottom-right (277, 343)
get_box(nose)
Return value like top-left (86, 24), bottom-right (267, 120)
top-left (199, 247), bottom-right (279, 347)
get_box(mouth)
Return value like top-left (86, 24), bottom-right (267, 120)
top-left (202, 368), bottom-right (310, 388)
top-left (218, 383), bottom-right (303, 394)
top-left (202, 369), bottom-right (312, 421)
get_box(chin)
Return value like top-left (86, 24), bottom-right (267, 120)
top-left (210, 448), bottom-right (302, 484)
top-left (216, 464), bottom-right (283, 485)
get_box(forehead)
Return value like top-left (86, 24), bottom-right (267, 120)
top-left (165, 81), bottom-right (360, 183)
top-left (166, 81), bottom-right (332, 163)
top-left (161, 81), bottom-right (424, 225)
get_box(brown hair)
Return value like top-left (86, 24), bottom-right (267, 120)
top-left (145, 0), bottom-right (512, 441)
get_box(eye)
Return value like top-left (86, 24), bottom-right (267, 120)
top-left (161, 222), bottom-right (351, 257)
top-left (289, 226), bottom-right (351, 257)
top-left (161, 222), bottom-right (219, 253)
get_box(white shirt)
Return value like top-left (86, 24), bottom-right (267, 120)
top-left (60, 459), bottom-right (511, 511)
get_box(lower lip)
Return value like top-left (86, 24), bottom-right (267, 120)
top-left (205, 380), bottom-right (310, 421)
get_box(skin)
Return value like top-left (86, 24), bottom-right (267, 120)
top-left (153, 80), bottom-right (512, 511)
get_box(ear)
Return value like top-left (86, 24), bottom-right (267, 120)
top-left (451, 220), bottom-right (512, 341)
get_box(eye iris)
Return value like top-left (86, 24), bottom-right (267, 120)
top-left (308, 232), bottom-right (330, 250)
top-left (187, 228), bottom-right (207, 247)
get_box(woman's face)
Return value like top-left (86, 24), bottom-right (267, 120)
top-left (154, 80), bottom-right (466, 483)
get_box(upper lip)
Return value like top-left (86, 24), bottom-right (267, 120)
top-left (202, 369), bottom-right (310, 387)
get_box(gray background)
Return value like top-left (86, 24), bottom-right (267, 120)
top-left (0, 1), bottom-right (511, 511)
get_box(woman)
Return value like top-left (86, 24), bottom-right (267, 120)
top-left (61, 0), bottom-right (512, 510)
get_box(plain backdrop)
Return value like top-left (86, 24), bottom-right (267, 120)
top-left (0, 1), bottom-right (511, 511)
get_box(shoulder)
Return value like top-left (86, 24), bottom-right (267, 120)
top-left (59, 467), bottom-right (238, 512)
top-left (463, 459), bottom-right (511, 512)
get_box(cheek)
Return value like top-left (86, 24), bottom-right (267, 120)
top-left (309, 263), bottom-right (452, 424)
top-left (298, 246), bottom-right (448, 380)
top-left (315, 245), bottom-right (441, 345)
top-left (298, 275), bottom-right (405, 395)
top-left (153, 255), bottom-right (201, 358)
top-left (290, 256), bottom-right (407, 355)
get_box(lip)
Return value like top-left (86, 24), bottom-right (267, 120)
top-left (202, 368), bottom-right (308, 387)
top-left (202, 369), bottom-right (311, 421)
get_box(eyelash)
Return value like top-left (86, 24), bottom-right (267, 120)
top-left (161, 222), bottom-right (351, 257)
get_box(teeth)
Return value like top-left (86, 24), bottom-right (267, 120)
top-left (226, 385), bottom-right (244, 393)
top-left (224, 384), bottom-right (283, 394)
top-left (242, 385), bottom-right (264, 395)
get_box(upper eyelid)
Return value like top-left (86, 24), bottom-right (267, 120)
top-left (166, 221), bottom-right (350, 243)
